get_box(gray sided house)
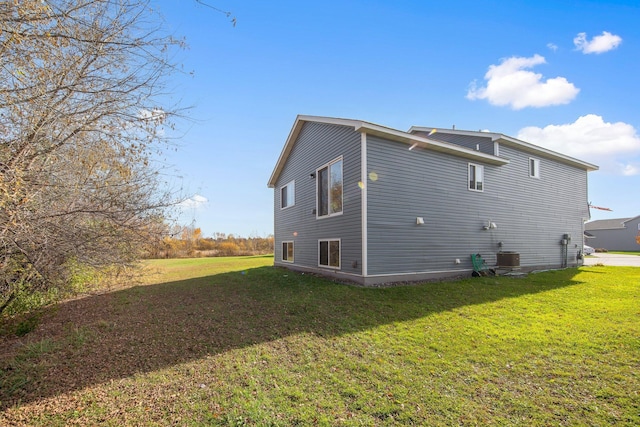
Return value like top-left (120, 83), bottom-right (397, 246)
top-left (585, 216), bottom-right (640, 251)
top-left (267, 115), bottom-right (598, 285)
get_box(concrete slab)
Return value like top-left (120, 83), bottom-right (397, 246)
top-left (583, 253), bottom-right (640, 267)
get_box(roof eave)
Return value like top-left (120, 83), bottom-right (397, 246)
top-left (269, 117), bottom-right (510, 187)
top-left (495, 135), bottom-right (599, 171)
top-left (267, 117), bottom-right (303, 188)
top-left (623, 214), bottom-right (640, 224)
top-left (357, 123), bottom-right (509, 166)
top-left (408, 126), bottom-right (501, 139)
top-left (585, 217), bottom-right (634, 230)
top-left (410, 126), bottom-right (599, 172)
top-left (268, 115), bottom-right (362, 187)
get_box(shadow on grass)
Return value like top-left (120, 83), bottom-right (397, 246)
top-left (0, 265), bottom-right (585, 409)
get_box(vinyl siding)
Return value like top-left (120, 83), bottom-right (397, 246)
top-left (587, 217), bottom-right (640, 251)
top-left (412, 131), bottom-right (495, 155)
top-left (273, 122), bottom-right (362, 275)
top-left (366, 135), bottom-right (589, 276)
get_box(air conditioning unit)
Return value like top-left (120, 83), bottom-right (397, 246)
top-left (497, 252), bottom-right (520, 267)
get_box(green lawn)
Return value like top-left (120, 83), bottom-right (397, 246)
top-left (607, 251), bottom-right (640, 256)
top-left (1, 256), bottom-right (639, 426)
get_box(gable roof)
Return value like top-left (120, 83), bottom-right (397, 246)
top-left (409, 126), bottom-right (599, 172)
top-left (585, 216), bottom-right (640, 230)
top-left (268, 116), bottom-right (598, 188)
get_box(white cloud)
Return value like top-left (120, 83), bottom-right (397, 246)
top-left (178, 194), bottom-right (208, 209)
top-left (517, 114), bottom-right (640, 174)
top-left (466, 55), bottom-right (579, 109)
top-left (621, 163), bottom-right (640, 176)
top-left (547, 43), bottom-right (558, 52)
top-left (574, 31), bottom-right (622, 54)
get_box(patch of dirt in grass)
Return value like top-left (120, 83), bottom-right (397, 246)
top-left (0, 272), bottom-right (254, 413)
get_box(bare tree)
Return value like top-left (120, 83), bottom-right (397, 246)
top-left (0, 0), bottom-right (182, 314)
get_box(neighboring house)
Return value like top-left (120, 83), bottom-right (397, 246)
top-left (267, 115), bottom-right (599, 285)
top-left (585, 216), bottom-right (640, 251)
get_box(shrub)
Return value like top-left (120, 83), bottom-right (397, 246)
top-left (217, 242), bottom-right (240, 256)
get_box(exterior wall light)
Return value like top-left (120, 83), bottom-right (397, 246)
top-left (483, 220), bottom-right (497, 230)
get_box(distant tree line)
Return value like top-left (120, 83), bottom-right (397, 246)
top-left (145, 226), bottom-right (274, 259)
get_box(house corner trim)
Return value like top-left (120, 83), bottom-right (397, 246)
top-left (361, 132), bottom-right (368, 277)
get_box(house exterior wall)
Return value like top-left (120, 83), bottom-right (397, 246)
top-left (273, 122), bottom-right (363, 279)
top-left (365, 134), bottom-right (589, 280)
top-left (587, 217), bottom-right (640, 251)
top-left (411, 131), bottom-right (495, 155)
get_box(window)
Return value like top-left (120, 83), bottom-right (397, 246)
top-left (317, 158), bottom-right (343, 217)
top-left (282, 241), bottom-right (294, 263)
top-left (280, 181), bottom-right (295, 209)
top-left (468, 163), bottom-right (484, 192)
top-left (529, 158), bottom-right (540, 178)
top-left (318, 239), bottom-right (340, 268)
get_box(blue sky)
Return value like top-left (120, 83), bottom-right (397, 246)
top-left (152, 0), bottom-right (640, 237)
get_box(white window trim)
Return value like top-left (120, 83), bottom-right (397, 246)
top-left (468, 163), bottom-right (484, 192)
top-left (318, 238), bottom-right (341, 269)
top-left (529, 158), bottom-right (540, 179)
top-left (316, 156), bottom-right (344, 219)
top-left (280, 180), bottom-right (295, 209)
top-left (281, 241), bottom-right (294, 263)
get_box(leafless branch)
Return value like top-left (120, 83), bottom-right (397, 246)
top-left (0, 0), bottom-right (184, 314)
top-left (194, 0), bottom-right (236, 26)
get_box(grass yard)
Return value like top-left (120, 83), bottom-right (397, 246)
top-left (1, 256), bottom-right (639, 426)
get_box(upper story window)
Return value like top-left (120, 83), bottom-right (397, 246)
top-left (529, 158), bottom-right (540, 178)
top-left (468, 163), bottom-right (484, 192)
top-left (317, 157), bottom-right (343, 218)
top-left (280, 181), bottom-right (295, 209)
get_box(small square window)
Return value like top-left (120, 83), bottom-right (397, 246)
top-left (468, 163), bottom-right (484, 192)
top-left (529, 158), bottom-right (540, 178)
top-left (282, 241), bottom-right (294, 263)
top-left (280, 181), bottom-right (295, 209)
